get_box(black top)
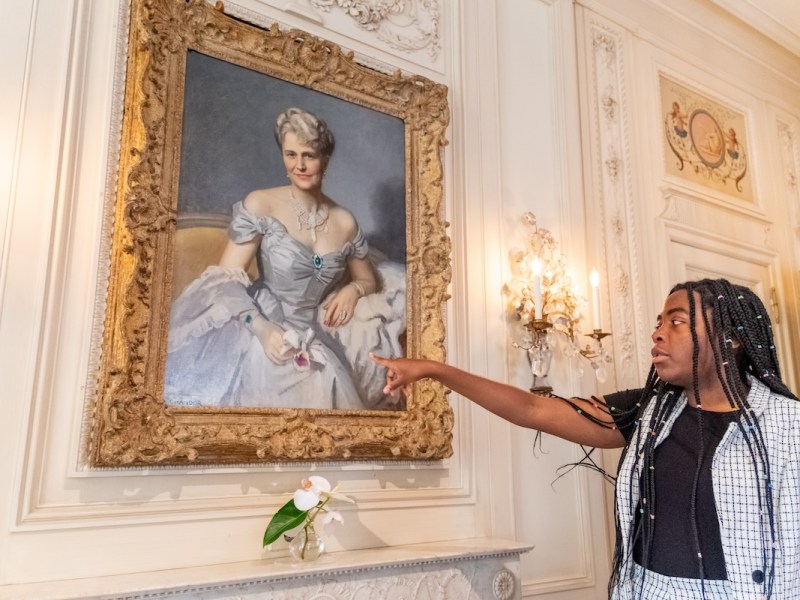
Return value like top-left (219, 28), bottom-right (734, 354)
top-left (605, 389), bottom-right (739, 580)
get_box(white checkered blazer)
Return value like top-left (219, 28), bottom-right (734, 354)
top-left (613, 378), bottom-right (800, 600)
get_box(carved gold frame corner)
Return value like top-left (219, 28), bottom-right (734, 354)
top-left (88, 0), bottom-right (452, 467)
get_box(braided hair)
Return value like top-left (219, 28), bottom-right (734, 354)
top-left (608, 278), bottom-right (797, 599)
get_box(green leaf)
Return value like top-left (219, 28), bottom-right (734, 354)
top-left (263, 499), bottom-right (308, 547)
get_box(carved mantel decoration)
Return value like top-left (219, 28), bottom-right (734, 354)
top-left (86, 0), bottom-right (452, 467)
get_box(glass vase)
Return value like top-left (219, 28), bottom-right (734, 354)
top-left (288, 527), bottom-right (325, 562)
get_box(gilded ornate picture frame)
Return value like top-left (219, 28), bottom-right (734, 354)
top-left (87, 0), bottom-right (452, 466)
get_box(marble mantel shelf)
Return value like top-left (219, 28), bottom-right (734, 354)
top-left (0, 538), bottom-right (534, 600)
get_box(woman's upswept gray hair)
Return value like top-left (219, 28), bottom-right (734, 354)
top-left (274, 107), bottom-right (335, 157)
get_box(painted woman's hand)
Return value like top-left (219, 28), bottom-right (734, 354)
top-left (249, 317), bottom-right (292, 364)
top-left (322, 284), bottom-right (359, 328)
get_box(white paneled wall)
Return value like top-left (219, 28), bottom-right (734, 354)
top-left (2, 0), bottom-right (799, 598)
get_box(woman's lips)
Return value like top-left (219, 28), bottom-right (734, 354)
top-left (651, 348), bottom-right (669, 363)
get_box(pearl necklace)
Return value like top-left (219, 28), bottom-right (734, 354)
top-left (290, 189), bottom-right (329, 242)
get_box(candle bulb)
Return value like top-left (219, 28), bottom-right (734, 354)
top-left (590, 269), bottom-right (601, 330)
top-left (532, 258), bottom-right (543, 320)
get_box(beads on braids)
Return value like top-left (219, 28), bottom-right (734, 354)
top-left (608, 278), bottom-right (796, 600)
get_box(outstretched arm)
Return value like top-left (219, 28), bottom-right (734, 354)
top-left (371, 354), bottom-right (626, 449)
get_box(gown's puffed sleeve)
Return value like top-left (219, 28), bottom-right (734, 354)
top-left (228, 201), bottom-right (271, 243)
top-left (345, 228), bottom-right (369, 260)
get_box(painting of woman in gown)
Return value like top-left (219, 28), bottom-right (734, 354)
top-left (164, 107), bottom-right (406, 410)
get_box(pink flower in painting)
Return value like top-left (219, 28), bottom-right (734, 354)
top-left (281, 328), bottom-right (325, 372)
top-left (293, 350), bottom-right (311, 371)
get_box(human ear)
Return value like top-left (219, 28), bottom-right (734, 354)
top-left (726, 330), bottom-right (742, 351)
top-left (717, 328), bottom-right (741, 351)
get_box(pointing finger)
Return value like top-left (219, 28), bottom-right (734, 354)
top-left (369, 352), bottom-right (388, 365)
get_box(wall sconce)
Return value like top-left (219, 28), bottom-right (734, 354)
top-left (502, 212), bottom-right (612, 394)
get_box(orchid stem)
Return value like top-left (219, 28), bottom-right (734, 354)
top-left (300, 497), bottom-right (330, 559)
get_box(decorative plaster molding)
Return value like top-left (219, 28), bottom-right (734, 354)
top-left (661, 192), bottom-right (678, 221)
top-left (307, 0), bottom-right (441, 59)
top-left (493, 568), bottom-right (516, 600)
top-left (777, 119), bottom-right (800, 263)
top-left (610, 216), bottom-right (634, 381)
top-left (222, 1), bottom-right (410, 75)
top-left (605, 145), bottom-right (620, 182)
top-left (601, 87), bottom-right (617, 122)
top-left (584, 16), bottom-right (644, 387)
top-left (778, 121), bottom-right (798, 188)
top-left (659, 187), bottom-right (779, 259)
top-left (659, 185), bottom-right (773, 237)
top-left (592, 31), bottom-right (617, 68)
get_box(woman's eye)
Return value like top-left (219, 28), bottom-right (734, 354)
top-left (653, 319), bottom-right (685, 329)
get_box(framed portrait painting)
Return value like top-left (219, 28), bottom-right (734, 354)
top-left (86, 0), bottom-right (452, 466)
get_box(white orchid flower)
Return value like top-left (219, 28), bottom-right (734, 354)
top-left (281, 329), bottom-right (326, 372)
top-left (316, 509), bottom-right (345, 536)
top-left (292, 476), bottom-right (355, 512)
top-left (325, 482), bottom-right (356, 504)
top-left (322, 510), bottom-right (344, 525)
top-left (293, 475), bottom-right (331, 511)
